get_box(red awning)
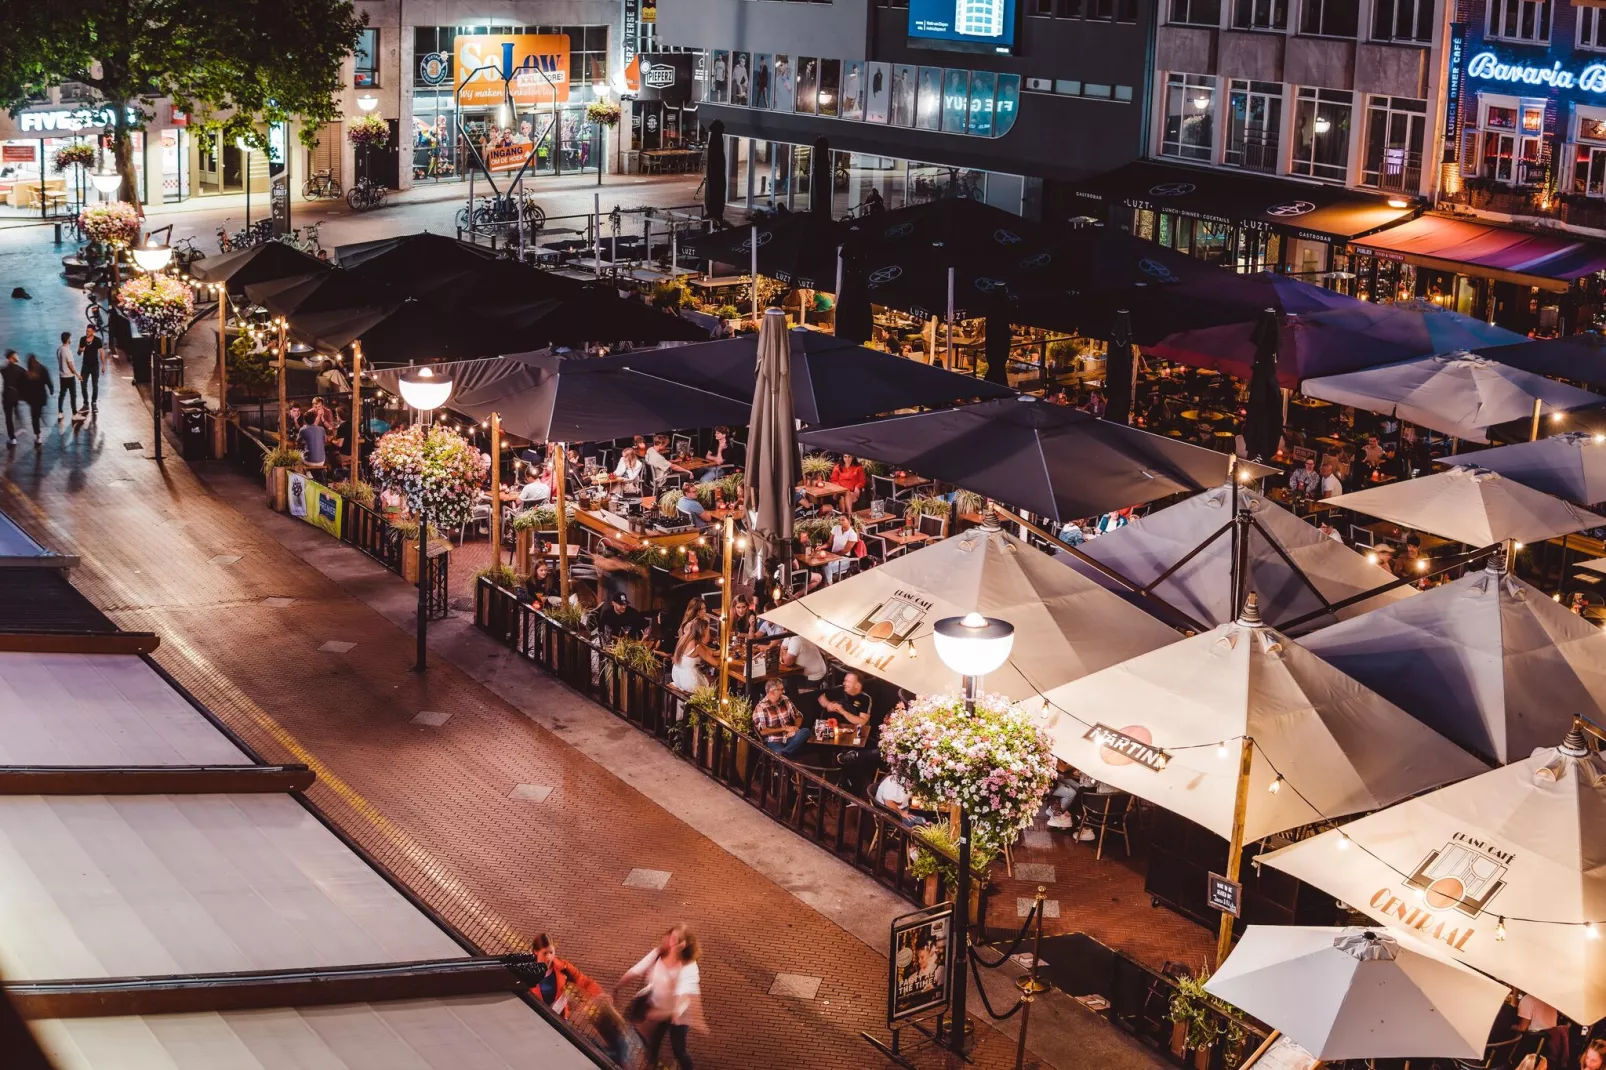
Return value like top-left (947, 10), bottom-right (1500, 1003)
top-left (1351, 215), bottom-right (1606, 291)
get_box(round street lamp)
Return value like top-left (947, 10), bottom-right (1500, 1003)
top-left (89, 170), bottom-right (121, 199)
top-left (931, 610), bottom-right (1015, 1055)
top-left (128, 240), bottom-right (176, 462)
top-left (130, 241), bottom-right (173, 274)
top-left (356, 95), bottom-right (379, 113)
top-left (397, 365), bottom-right (454, 672)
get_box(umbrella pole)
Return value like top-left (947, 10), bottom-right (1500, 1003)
top-left (276, 318), bottom-right (288, 445)
top-left (751, 234), bottom-right (759, 322)
top-left (946, 266), bottom-right (955, 371)
top-left (215, 287), bottom-right (229, 458)
top-left (555, 442), bottom-right (572, 603)
top-left (718, 515), bottom-right (735, 709)
top-left (593, 193), bottom-right (602, 280)
top-left (350, 342), bottom-right (363, 481)
top-left (1217, 736), bottom-right (1254, 970)
top-left (490, 412), bottom-right (502, 569)
top-left (1531, 397), bottom-right (1544, 441)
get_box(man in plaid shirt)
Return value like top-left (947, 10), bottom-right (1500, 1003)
top-left (754, 678), bottom-right (807, 757)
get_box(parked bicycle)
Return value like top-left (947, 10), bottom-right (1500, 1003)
top-left (300, 168), bottom-right (341, 200)
top-left (215, 217), bottom-right (273, 253)
top-left (346, 177), bottom-right (387, 212)
top-left (454, 193), bottom-right (544, 233)
top-left (277, 221), bottom-right (325, 257)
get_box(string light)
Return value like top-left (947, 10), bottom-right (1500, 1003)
top-left (1268, 774), bottom-right (1283, 794)
top-left (1216, 743), bottom-right (1229, 759)
top-left (1589, 922), bottom-right (1601, 941)
top-left (1335, 833), bottom-right (1349, 850)
top-left (1495, 917), bottom-right (1507, 941)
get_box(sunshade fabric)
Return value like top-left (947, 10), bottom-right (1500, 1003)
top-left (1444, 432), bottom-right (1606, 505)
top-left (1072, 485), bottom-right (1411, 633)
top-left (370, 352), bottom-right (751, 442)
top-left (1352, 214), bottom-right (1606, 288)
top-left (797, 396), bottom-right (1276, 524)
top-left (190, 241), bottom-right (331, 290)
top-left (745, 309), bottom-right (797, 561)
top-left (1205, 927), bottom-right (1507, 1060)
top-left (333, 231), bottom-right (499, 274)
top-left (759, 525), bottom-right (1179, 700)
top-left (479, 285), bottom-right (710, 347)
top-left (244, 270), bottom-right (392, 318)
top-left (1303, 352), bottom-right (1604, 443)
top-left (1323, 466), bottom-right (1605, 546)
top-left (1258, 739), bottom-right (1606, 1023)
top-left (1477, 333), bottom-right (1606, 383)
top-left (687, 210), bottom-right (853, 290)
top-left (611, 327), bottom-right (1011, 426)
top-left (1040, 613), bottom-right (1486, 842)
top-left (1302, 561), bottom-right (1606, 763)
top-left (289, 300), bottom-right (507, 364)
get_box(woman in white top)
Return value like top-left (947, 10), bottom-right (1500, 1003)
top-left (670, 620), bottom-right (713, 693)
top-left (618, 928), bottom-right (704, 1069)
top-left (614, 447), bottom-right (645, 487)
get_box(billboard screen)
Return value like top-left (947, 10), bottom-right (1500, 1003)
top-left (908, 0), bottom-right (1017, 53)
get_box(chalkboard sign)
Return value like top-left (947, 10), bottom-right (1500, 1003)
top-left (1208, 872), bottom-right (1242, 917)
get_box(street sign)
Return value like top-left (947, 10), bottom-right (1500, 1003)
top-left (1207, 872), bottom-right (1242, 918)
top-left (887, 902), bottom-right (953, 1024)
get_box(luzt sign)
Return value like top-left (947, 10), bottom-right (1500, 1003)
top-left (1466, 50), bottom-right (1606, 92)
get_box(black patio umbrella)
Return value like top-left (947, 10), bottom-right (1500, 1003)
top-left (370, 351), bottom-right (752, 443)
top-left (686, 211), bottom-right (850, 290)
top-left (244, 270), bottom-right (393, 319)
top-left (809, 136), bottom-right (833, 218)
top-left (481, 285), bottom-right (710, 348)
top-left (191, 242), bottom-right (331, 293)
top-left (703, 120), bottom-right (727, 226)
top-left (1243, 309), bottom-right (1283, 463)
top-left (590, 326), bottom-right (1012, 426)
top-left (413, 255), bottom-right (587, 308)
top-left (1104, 309), bottom-right (1136, 425)
top-left (1477, 332), bottom-right (1606, 385)
top-left (798, 394), bottom-right (1277, 524)
top-left (289, 299), bottom-right (507, 365)
top-left (334, 232), bottom-right (499, 274)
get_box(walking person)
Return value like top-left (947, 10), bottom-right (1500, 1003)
top-left (54, 332), bottom-right (79, 422)
top-left (1, 350), bottom-right (25, 447)
top-left (22, 354), bottom-right (51, 447)
top-left (617, 926), bottom-right (704, 1070)
top-left (77, 325), bottom-right (103, 415)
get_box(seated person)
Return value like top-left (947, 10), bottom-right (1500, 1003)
top-left (780, 631), bottom-right (828, 687)
top-left (824, 514), bottom-right (860, 582)
top-left (829, 453), bottom-right (868, 510)
top-left (700, 425), bottom-right (746, 481)
top-left (817, 672), bottom-right (872, 736)
top-left (521, 560), bottom-right (559, 604)
top-left (754, 677), bottom-right (807, 757)
top-left (874, 772), bottom-right (924, 826)
top-left (519, 468), bottom-right (552, 505)
top-left (676, 493), bottom-right (712, 529)
top-left (613, 447), bottom-right (645, 487)
top-left (644, 433), bottom-right (693, 487)
top-left (587, 592), bottom-right (649, 645)
top-left (297, 411), bottom-right (327, 467)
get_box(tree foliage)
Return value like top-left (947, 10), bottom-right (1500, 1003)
top-left (0, 0), bottom-right (366, 202)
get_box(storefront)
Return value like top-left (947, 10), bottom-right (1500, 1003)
top-left (0, 105), bottom-right (149, 216)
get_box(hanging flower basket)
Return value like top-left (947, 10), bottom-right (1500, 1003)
top-left (369, 423), bottom-right (489, 531)
top-left (586, 101), bottom-right (622, 127)
top-left (879, 691), bottom-right (1056, 846)
top-left (117, 274), bottom-right (195, 336)
top-left (52, 143), bottom-right (96, 173)
top-left (347, 113), bottom-right (390, 148)
top-left (78, 201), bottom-right (141, 246)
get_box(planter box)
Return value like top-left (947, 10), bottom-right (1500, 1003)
top-left (401, 538), bottom-right (449, 585)
top-left (266, 466), bottom-right (289, 512)
top-left (515, 528), bottom-right (533, 574)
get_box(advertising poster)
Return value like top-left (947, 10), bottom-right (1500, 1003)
top-left (842, 61), bottom-right (866, 120)
top-left (888, 905), bottom-right (952, 1023)
top-left (774, 55), bottom-right (795, 112)
top-left (303, 477), bottom-right (345, 538)
top-left (915, 67), bottom-right (943, 131)
top-left (891, 64), bottom-right (917, 127)
top-left (710, 50), bottom-right (730, 102)
top-left (866, 63), bottom-right (892, 123)
top-left (818, 59), bottom-right (841, 117)
top-left (994, 73), bottom-right (1021, 136)
top-left (753, 53), bottom-right (774, 109)
top-left (455, 34), bottom-right (571, 106)
top-left (968, 70), bottom-right (996, 136)
top-left (797, 56), bottom-right (819, 114)
top-left (730, 51), bottom-right (752, 106)
top-left (288, 473), bottom-right (308, 519)
top-left (942, 68), bottom-right (971, 133)
top-left (907, 0), bottom-right (1019, 51)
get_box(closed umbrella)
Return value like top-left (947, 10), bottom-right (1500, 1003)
top-left (1444, 431), bottom-right (1606, 505)
top-left (1205, 927), bottom-right (1507, 1061)
top-left (1322, 465), bottom-right (1605, 546)
top-left (809, 136), bottom-right (833, 218)
top-left (1104, 309), bottom-right (1135, 426)
top-left (834, 237), bottom-right (873, 345)
top-left (1243, 309), bottom-right (1282, 462)
top-left (983, 312), bottom-right (1012, 386)
top-left (745, 309), bottom-right (796, 572)
top-left (703, 120), bottom-right (727, 226)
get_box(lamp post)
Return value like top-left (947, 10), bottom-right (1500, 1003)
top-left (89, 169), bottom-right (120, 202)
top-left (931, 611), bottom-right (1016, 1055)
top-left (357, 95), bottom-right (379, 113)
top-left (397, 365), bottom-right (454, 672)
top-left (131, 241), bottom-right (174, 462)
top-left (236, 137), bottom-right (254, 232)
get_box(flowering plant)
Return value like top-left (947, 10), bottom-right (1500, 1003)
top-left (586, 100), bottom-right (621, 127)
top-left (347, 113), bottom-right (390, 148)
top-left (117, 274), bottom-right (195, 336)
top-left (79, 201), bottom-right (141, 246)
top-left (880, 691), bottom-right (1056, 845)
top-left (52, 143), bottom-right (96, 172)
top-left (369, 423), bottom-right (489, 531)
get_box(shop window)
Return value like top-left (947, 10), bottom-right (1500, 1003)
top-left (1371, 0), bottom-right (1434, 41)
top-left (1572, 110), bottom-right (1606, 195)
top-left (1162, 73), bottom-right (1217, 161)
top-left (1360, 96), bottom-right (1425, 192)
top-left (1486, 0), bottom-right (1549, 43)
top-left (1290, 86), bottom-right (1352, 182)
top-left (1300, 0), bottom-right (1357, 35)
top-left (1225, 79), bottom-right (1282, 172)
top-left (1169, 0), bottom-right (1222, 24)
top-left (1056, 0), bottom-right (1085, 16)
top-left (1581, 6), bottom-right (1606, 50)
top-left (1233, 0), bottom-right (1288, 31)
top-left (1031, 0), bottom-right (1053, 14)
top-left (354, 28), bottom-right (379, 88)
top-left (1473, 98), bottom-right (1545, 184)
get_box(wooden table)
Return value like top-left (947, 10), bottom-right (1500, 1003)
top-left (669, 566), bottom-right (719, 583)
top-left (807, 724), bottom-right (868, 748)
top-left (796, 551), bottom-right (843, 569)
top-left (798, 481), bottom-right (850, 507)
top-left (889, 473), bottom-right (929, 490)
top-left (881, 529), bottom-right (932, 549)
top-left (855, 509), bottom-right (903, 530)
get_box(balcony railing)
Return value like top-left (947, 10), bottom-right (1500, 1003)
top-left (1361, 148), bottom-right (1423, 193)
top-left (1223, 131), bottom-right (1279, 173)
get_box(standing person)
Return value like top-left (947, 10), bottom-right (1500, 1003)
top-left (77, 325), bottom-right (103, 415)
top-left (54, 332), bottom-right (79, 421)
top-left (1, 350), bottom-right (25, 447)
top-left (525, 933), bottom-right (603, 1020)
top-left (618, 928), bottom-right (704, 1070)
top-left (22, 354), bottom-right (51, 446)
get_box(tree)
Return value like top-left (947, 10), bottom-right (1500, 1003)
top-left (0, 0), bottom-right (366, 205)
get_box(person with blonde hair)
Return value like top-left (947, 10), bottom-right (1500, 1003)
top-left (618, 926), bottom-right (705, 1069)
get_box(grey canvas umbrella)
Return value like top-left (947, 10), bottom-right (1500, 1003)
top-left (745, 309), bottom-right (797, 573)
top-left (1443, 431), bottom-right (1606, 504)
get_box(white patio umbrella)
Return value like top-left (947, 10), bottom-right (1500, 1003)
top-left (1072, 484), bottom-right (1411, 635)
top-left (1323, 466), bottom-right (1604, 547)
top-left (1205, 927), bottom-right (1508, 1061)
top-left (1258, 728), bottom-right (1606, 1024)
top-left (1040, 597), bottom-right (1487, 844)
top-left (758, 522), bottom-right (1179, 700)
top-left (1303, 351), bottom-right (1603, 443)
top-left (1303, 557), bottom-right (1606, 763)
top-left (1445, 431), bottom-right (1606, 505)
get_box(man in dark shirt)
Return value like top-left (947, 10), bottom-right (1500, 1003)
top-left (588, 593), bottom-right (649, 645)
top-left (819, 671), bottom-right (873, 735)
top-left (1, 350), bottom-right (25, 446)
top-left (77, 327), bottom-right (103, 414)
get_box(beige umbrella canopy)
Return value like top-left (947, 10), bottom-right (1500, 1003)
top-left (1040, 599), bottom-right (1487, 843)
top-left (744, 308), bottom-right (796, 570)
top-left (1303, 558), bottom-right (1606, 764)
top-left (1258, 729), bottom-right (1606, 1024)
top-left (1445, 431), bottom-right (1606, 506)
top-left (758, 523), bottom-right (1180, 700)
top-left (1323, 466), bottom-right (1604, 547)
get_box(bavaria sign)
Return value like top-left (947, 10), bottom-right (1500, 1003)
top-left (1466, 50), bottom-right (1606, 92)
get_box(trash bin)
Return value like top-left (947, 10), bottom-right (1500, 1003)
top-left (158, 354), bottom-right (184, 392)
top-left (177, 396), bottom-right (208, 460)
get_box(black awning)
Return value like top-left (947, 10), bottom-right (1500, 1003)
top-left (1074, 161), bottom-right (1416, 241)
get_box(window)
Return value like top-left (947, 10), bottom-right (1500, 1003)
top-left (1084, 83), bottom-right (1114, 97)
top-left (1371, 0), bottom-right (1434, 41)
top-left (1486, 0), bottom-right (1549, 43)
top-left (1290, 86), bottom-right (1352, 181)
top-left (354, 28), bottom-right (379, 87)
top-left (1473, 96), bottom-right (1545, 184)
top-left (1360, 96), bottom-right (1426, 191)
top-left (1170, 0), bottom-right (1222, 25)
top-left (1117, 0), bottom-right (1138, 19)
top-left (1162, 73), bottom-right (1217, 160)
top-left (1032, 0), bottom-right (1053, 15)
top-left (1233, 0), bottom-right (1288, 30)
top-left (1573, 109), bottom-right (1606, 195)
top-left (1225, 79), bottom-right (1283, 171)
top-left (1300, 0), bottom-right (1357, 36)
top-left (1581, 6), bottom-right (1606, 50)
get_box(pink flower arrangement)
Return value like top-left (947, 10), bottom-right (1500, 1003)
top-left (369, 424), bottom-right (489, 530)
top-left (880, 691), bottom-right (1056, 845)
top-left (347, 113), bottom-right (390, 148)
top-left (52, 143), bottom-right (96, 173)
top-left (116, 274), bottom-right (195, 336)
top-left (78, 201), bottom-right (140, 246)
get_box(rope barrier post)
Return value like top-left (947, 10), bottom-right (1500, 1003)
top-left (1014, 884), bottom-right (1049, 1070)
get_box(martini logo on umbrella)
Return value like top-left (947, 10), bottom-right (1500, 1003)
top-left (992, 228), bottom-right (1023, 245)
top-left (1139, 259), bottom-right (1179, 284)
top-left (868, 265), bottom-right (904, 287)
top-left (1085, 723), bottom-right (1170, 772)
top-left (883, 222), bottom-right (916, 239)
top-left (974, 276), bottom-right (1009, 294)
top-left (1148, 182), bottom-right (1195, 197)
top-left (1265, 201), bottom-right (1316, 217)
top-left (1019, 251), bottom-right (1052, 269)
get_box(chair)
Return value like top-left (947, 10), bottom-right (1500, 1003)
top-left (457, 502), bottom-right (492, 545)
top-left (870, 474), bottom-right (903, 504)
top-left (860, 533), bottom-right (888, 565)
top-left (1078, 791), bottom-right (1132, 860)
top-left (917, 513), bottom-right (947, 540)
top-left (1455, 1035), bottom-right (1522, 1070)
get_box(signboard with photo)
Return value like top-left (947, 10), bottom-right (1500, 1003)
top-left (731, 52), bottom-right (752, 106)
top-left (774, 55), bottom-right (795, 112)
top-left (916, 67), bottom-right (943, 131)
top-left (818, 59), bottom-right (842, 117)
top-left (968, 70), bottom-right (996, 136)
top-left (753, 53), bottom-right (775, 109)
top-left (797, 56), bottom-right (819, 114)
top-left (842, 61), bottom-right (867, 120)
top-left (891, 64), bottom-right (918, 127)
top-left (710, 50), bottom-right (730, 102)
top-left (941, 68), bottom-right (971, 133)
top-left (888, 904), bottom-right (953, 1023)
top-left (866, 63), bottom-right (892, 123)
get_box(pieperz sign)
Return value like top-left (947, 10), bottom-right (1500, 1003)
top-left (1466, 50), bottom-right (1606, 92)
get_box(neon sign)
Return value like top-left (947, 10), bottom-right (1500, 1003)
top-left (1466, 50), bottom-right (1606, 92)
